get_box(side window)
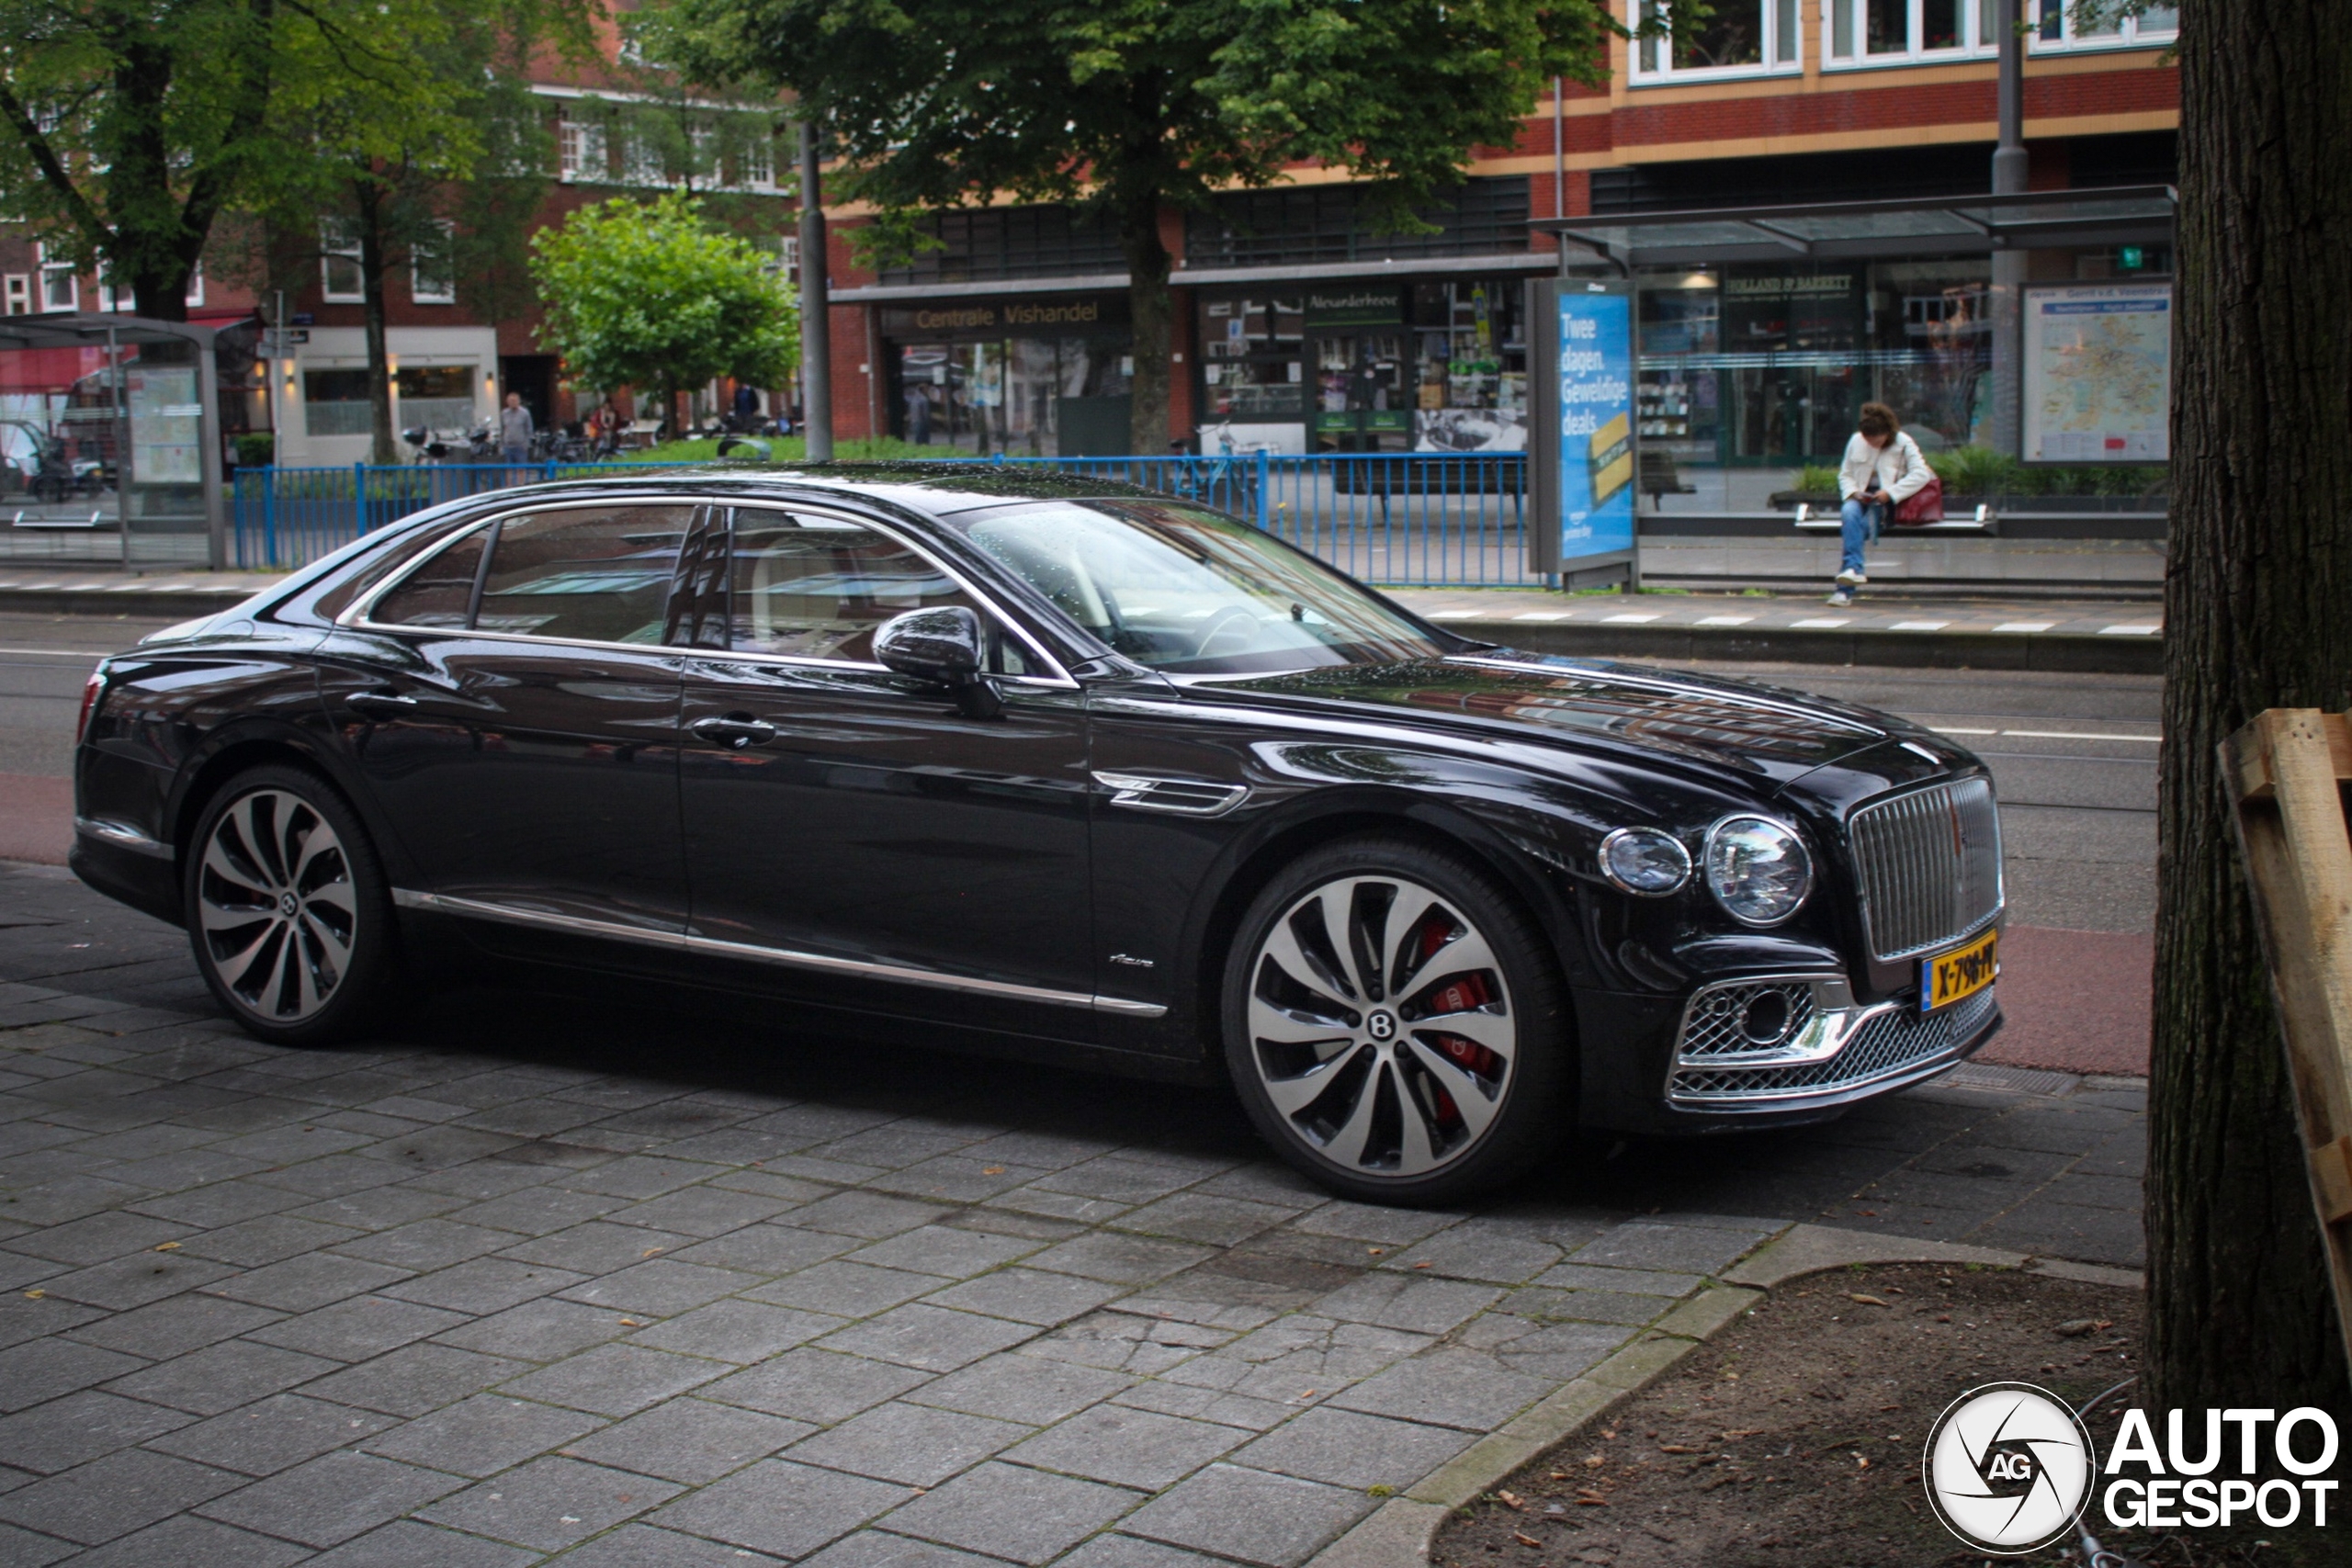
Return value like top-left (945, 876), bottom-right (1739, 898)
top-left (726, 511), bottom-right (978, 663)
top-left (369, 529), bottom-right (488, 628)
top-left (474, 505), bottom-right (693, 643)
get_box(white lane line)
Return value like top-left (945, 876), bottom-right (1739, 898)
top-left (1994, 621), bottom-right (2056, 633)
top-left (2098, 624), bottom-right (2162, 636)
top-left (1889, 620), bottom-right (1950, 631)
top-left (1602, 613), bottom-right (1661, 624)
top-left (1425, 610), bottom-right (1480, 620)
top-left (1695, 615), bottom-right (1754, 626)
top-left (1789, 617), bottom-right (1848, 628)
top-left (0, 646), bottom-right (111, 658)
top-left (2002, 728), bottom-right (2162, 743)
top-left (1512, 611), bottom-right (1573, 622)
top-left (1928, 727), bottom-right (1999, 736)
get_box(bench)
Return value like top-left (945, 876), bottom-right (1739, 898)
top-left (1793, 501), bottom-right (1998, 536)
top-left (1640, 448), bottom-right (1696, 508)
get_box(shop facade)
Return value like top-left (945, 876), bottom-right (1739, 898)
top-left (876, 293), bottom-right (1133, 457)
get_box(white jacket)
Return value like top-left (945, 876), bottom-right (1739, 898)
top-left (1838, 430), bottom-right (1929, 504)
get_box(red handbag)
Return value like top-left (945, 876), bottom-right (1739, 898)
top-left (1892, 471), bottom-right (1944, 525)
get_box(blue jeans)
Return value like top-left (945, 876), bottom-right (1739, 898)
top-left (1840, 497), bottom-right (1883, 576)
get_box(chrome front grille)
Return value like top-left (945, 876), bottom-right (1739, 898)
top-left (1847, 777), bottom-right (2004, 962)
top-left (1670, 986), bottom-right (1998, 1104)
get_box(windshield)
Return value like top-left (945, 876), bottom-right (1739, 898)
top-left (948, 500), bottom-right (1443, 675)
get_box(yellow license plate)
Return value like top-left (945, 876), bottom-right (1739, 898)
top-left (1920, 929), bottom-right (1998, 1012)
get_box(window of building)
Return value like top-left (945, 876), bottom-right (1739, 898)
top-left (2032, 0), bottom-right (2176, 51)
top-left (412, 222), bottom-right (455, 304)
top-left (396, 365), bottom-right (476, 431)
top-left (1202, 298), bottom-right (1306, 421)
top-left (94, 261), bottom-right (201, 312)
top-left (304, 367), bottom-right (373, 436)
top-left (3, 275), bottom-right (29, 316)
top-left (739, 133), bottom-right (775, 191)
top-left (1630, 0), bottom-right (1800, 82)
top-left (321, 221), bottom-right (364, 302)
top-left (1826, 0), bottom-right (1997, 65)
top-left (620, 133), bottom-right (668, 188)
top-left (559, 118), bottom-right (608, 184)
top-left (37, 244), bottom-right (76, 311)
top-left (1186, 178), bottom-right (1531, 269)
top-left (876, 205), bottom-right (1125, 287)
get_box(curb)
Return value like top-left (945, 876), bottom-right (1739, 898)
top-left (0, 583), bottom-right (262, 619)
top-left (1442, 618), bottom-right (2163, 676)
top-left (1305, 1223), bottom-right (2145, 1568)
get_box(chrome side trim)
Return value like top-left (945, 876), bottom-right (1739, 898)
top-left (1091, 771), bottom-right (1250, 817)
top-left (74, 817), bottom-right (173, 860)
top-left (390, 888), bottom-right (1168, 1018)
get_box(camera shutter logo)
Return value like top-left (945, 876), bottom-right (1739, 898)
top-left (1923, 1382), bottom-right (2097, 1553)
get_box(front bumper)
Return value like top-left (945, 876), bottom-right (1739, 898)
top-left (1663, 974), bottom-right (2000, 1113)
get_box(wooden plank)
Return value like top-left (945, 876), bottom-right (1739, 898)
top-left (2222, 707), bottom-right (2352, 1368)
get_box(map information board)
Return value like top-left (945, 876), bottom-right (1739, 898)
top-left (2022, 282), bottom-right (2170, 463)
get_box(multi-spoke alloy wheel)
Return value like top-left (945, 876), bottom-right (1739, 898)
top-left (187, 767), bottom-right (396, 1045)
top-left (1225, 839), bottom-right (1570, 1202)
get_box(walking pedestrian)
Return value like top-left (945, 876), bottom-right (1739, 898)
top-left (1828, 400), bottom-right (1928, 608)
top-left (905, 384), bottom-right (932, 446)
top-left (498, 391), bottom-right (535, 465)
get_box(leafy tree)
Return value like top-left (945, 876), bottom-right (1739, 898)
top-left (529, 188), bottom-right (798, 436)
top-left (2143, 0), bottom-right (2352, 1421)
top-left (0, 0), bottom-right (469, 320)
top-left (640, 0), bottom-right (1617, 453)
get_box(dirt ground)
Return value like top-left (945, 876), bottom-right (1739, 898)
top-left (1430, 1263), bottom-right (2337, 1568)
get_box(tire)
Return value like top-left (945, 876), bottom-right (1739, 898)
top-left (185, 763), bottom-right (401, 1048)
top-left (1220, 835), bottom-right (1575, 1205)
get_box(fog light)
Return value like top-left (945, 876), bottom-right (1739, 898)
top-left (1741, 988), bottom-right (1793, 1045)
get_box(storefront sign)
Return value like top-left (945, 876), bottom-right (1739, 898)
top-left (1304, 288), bottom-right (1406, 327)
top-left (1555, 283), bottom-right (1636, 561)
top-left (880, 295), bottom-right (1128, 340)
top-left (2021, 282), bottom-right (2171, 463)
top-left (1724, 273), bottom-right (1855, 299)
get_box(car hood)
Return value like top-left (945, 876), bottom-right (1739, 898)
top-left (1185, 650), bottom-right (1905, 791)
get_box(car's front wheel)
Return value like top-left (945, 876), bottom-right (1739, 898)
top-left (1222, 836), bottom-right (1573, 1204)
top-left (186, 764), bottom-right (400, 1048)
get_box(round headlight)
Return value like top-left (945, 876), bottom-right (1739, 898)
top-left (1704, 817), bottom-right (1813, 926)
top-left (1599, 827), bottom-right (1691, 896)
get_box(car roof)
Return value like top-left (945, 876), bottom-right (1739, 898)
top-left (546, 461), bottom-right (1180, 517)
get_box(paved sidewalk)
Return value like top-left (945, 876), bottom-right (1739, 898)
top-left (0, 864), bottom-right (2144, 1565)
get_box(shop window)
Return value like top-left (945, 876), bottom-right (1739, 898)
top-left (412, 222), bottom-right (456, 304)
top-left (1186, 178), bottom-right (1530, 269)
top-left (2032, 0), bottom-right (2175, 51)
top-left (304, 367), bottom-right (373, 437)
top-left (321, 221), bottom-right (364, 302)
top-left (37, 243), bottom-right (76, 311)
top-left (1827, 0), bottom-right (1996, 64)
top-left (1408, 280), bottom-right (1527, 452)
top-left (397, 365), bottom-right (477, 432)
top-left (1202, 298), bottom-right (1305, 422)
top-left (1631, 0), bottom-right (1799, 82)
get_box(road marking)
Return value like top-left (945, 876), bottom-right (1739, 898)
top-left (1511, 611), bottom-right (1572, 622)
top-left (1695, 615), bottom-right (1754, 626)
top-left (1928, 727), bottom-right (1999, 736)
top-left (0, 647), bottom-right (110, 658)
top-left (1790, 617), bottom-right (1848, 628)
top-left (2002, 729), bottom-right (2162, 743)
top-left (1426, 610), bottom-right (1480, 620)
top-left (1889, 620), bottom-right (1950, 631)
top-left (1602, 613), bottom-right (1661, 624)
top-left (1994, 621), bottom-right (2056, 633)
top-left (2098, 624), bottom-right (2162, 636)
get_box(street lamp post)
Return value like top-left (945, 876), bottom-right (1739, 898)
top-left (1988, 0), bottom-right (2028, 458)
top-left (798, 119), bottom-right (832, 462)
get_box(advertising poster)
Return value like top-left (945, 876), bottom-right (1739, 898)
top-left (126, 366), bottom-right (202, 484)
top-left (2022, 282), bottom-right (2171, 463)
top-left (1556, 286), bottom-right (1635, 560)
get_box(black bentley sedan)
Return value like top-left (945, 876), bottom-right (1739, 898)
top-left (70, 466), bottom-right (2003, 1202)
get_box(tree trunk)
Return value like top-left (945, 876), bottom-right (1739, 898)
top-left (1121, 198), bottom-right (1172, 456)
top-left (2146, 0), bottom-right (2352, 1419)
top-left (356, 183), bottom-right (400, 467)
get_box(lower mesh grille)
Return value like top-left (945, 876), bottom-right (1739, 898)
top-left (1671, 986), bottom-right (1998, 1103)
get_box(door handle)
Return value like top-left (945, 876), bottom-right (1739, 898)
top-left (346, 690), bottom-right (420, 716)
top-left (691, 714), bottom-right (779, 750)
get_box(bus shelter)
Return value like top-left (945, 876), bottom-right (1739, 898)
top-left (0, 311), bottom-right (228, 570)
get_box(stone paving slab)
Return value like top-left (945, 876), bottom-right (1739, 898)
top-left (0, 863), bottom-right (2146, 1563)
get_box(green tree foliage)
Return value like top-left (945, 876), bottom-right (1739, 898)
top-left (0, 0), bottom-right (477, 320)
top-left (529, 188), bottom-right (798, 434)
top-left (641, 0), bottom-right (1618, 451)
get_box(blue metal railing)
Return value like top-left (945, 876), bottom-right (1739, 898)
top-left (230, 451), bottom-right (1532, 585)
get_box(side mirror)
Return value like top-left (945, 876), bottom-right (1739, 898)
top-left (874, 605), bottom-right (985, 687)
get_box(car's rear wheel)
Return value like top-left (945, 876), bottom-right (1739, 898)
top-left (186, 764), bottom-right (400, 1047)
top-left (1221, 836), bottom-right (1574, 1204)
